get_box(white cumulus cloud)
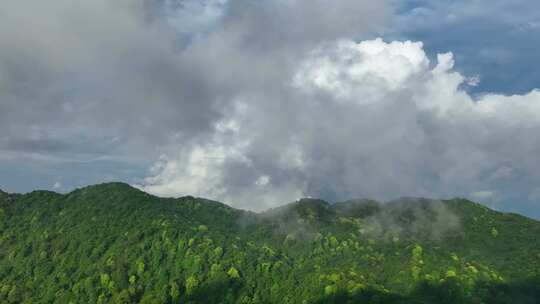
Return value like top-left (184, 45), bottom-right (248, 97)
top-left (141, 38), bottom-right (540, 211)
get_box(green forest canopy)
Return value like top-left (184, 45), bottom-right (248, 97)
top-left (0, 182), bottom-right (539, 303)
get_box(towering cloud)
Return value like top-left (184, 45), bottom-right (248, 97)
top-left (142, 38), bottom-right (540, 211)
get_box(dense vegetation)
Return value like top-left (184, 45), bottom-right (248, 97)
top-left (0, 182), bottom-right (539, 303)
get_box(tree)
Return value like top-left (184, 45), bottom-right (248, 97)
top-left (228, 267), bottom-right (241, 280)
top-left (170, 281), bottom-right (181, 301)
top-left (185, 276), bottom-right (199, 294)
top-left (6, 286), bottom-right (19, 304)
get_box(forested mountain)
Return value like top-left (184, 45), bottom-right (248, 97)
top-left (0, 183), bottom-right (539, 303)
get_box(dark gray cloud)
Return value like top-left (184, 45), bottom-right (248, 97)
top-left (0, 0), bottom-right (390, 193)
top-left (0, 0), bottom-right (225, 164)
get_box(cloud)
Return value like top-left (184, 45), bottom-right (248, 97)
top-left (0, 0), bottom-right (225, 164)
top-left (53, 181), bottom-right (62, 190)
top-left (471, 191), bottom-right (496, 202)
top-left (2, 0), bottom-right (540, 217)
top-left (0, 0), bottom-right (391, 195)
top-left (164, 0), bottom-right (228, 37)
top-left (142, 38), bottom-right (540, 212)
top-left (221, 0), bottom-right (390, 48)
top-left (293, 39), bottom-right (430, 101)
top-left (0, 0), bottom-right (390, 151)
top-left (363, 198), bottom-right (460, 241)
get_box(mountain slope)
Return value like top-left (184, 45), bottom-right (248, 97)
top-left (0, 183), bottom-right (538, 303)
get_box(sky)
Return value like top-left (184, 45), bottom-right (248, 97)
top-left (1, 0), bottom-right (540, 218)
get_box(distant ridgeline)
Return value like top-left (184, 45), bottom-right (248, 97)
top-left (0, 183), bottom-right (539, 303)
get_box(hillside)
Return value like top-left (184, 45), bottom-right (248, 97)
top-left (0, 183), bottom-right (539, 303)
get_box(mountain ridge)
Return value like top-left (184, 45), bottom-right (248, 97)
top-left (1, 182), bottom-right (539, 303)
top-left (2, 182), bottom-right (537, 221)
